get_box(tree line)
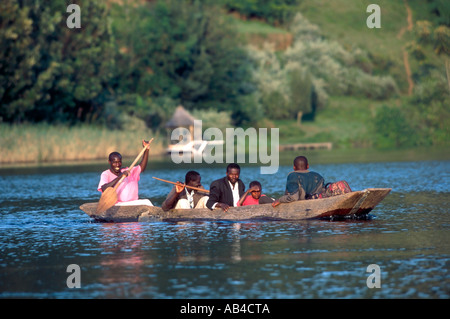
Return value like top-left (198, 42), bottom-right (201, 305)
top-left (0, 0), bottom-right (302, 127)
top-left (0, 0), bottom-right (448, 150)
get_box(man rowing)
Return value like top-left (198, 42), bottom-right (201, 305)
top-left (161, 171), bottom-right (209, 211)
top-left (98, 140), bottom-right (153, 206)
top-left (272, 156), bottom-right (325, 207)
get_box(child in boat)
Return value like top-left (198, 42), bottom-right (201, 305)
top-left (237, 181), bottom-right (274, 206)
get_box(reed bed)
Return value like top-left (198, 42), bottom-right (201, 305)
top-left (0, 124), bottom-right (164, 165)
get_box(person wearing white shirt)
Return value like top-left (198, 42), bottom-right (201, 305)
top-left (206, 163), bottom-right (245, 212)
top-left (161, 171), bottom-right (209, 211)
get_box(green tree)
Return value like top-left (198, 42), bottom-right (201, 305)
top-left (409, 70), bottom-right (450, 145)
top-left (287, 68), bottom-right (312, 122)
top-left (223, 0), bottom-right (301, 25)
top-left (0, 0), bottom-right (114, 124)
top-left (373, 105), bottom-right (417, 149)
top-left (427, 0), bottom-right (450, 26)
top-left (111, 0), bottom-right (255, 125)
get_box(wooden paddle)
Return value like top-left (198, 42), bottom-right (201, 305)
top-left (96, 138), bottom-right (154, 214)
top-left (152, 177), bottom-right (210, 193)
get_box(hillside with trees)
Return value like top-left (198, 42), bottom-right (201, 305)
top-left (0, 0), bottom-right (448, 163)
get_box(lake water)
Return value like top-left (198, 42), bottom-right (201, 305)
top-left (0, 155), bottom-right (449, 301)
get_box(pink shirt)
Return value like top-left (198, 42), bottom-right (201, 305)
top-left (237, 194), bottom-right (267, 206)
top-left (98, 166), bottom-right (141, 202)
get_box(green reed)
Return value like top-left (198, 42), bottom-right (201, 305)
top-left (0, 124), bottom-right (164, 164)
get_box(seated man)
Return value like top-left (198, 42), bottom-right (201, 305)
top-left (98, 140), bottom-right (153, 206)
top-left (272, 156), bottom-right (325, 207)
top-left (206, 163), bottom-right (245, 212)
top-left (237, 181), bottom-right (274, 206)
top-left (161, 171), bottom-right (209, 211)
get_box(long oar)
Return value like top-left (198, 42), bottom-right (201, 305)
top-left (96, 138), bottom-right (154, 214)
top-left (152, 177), bottom-right (210, 193)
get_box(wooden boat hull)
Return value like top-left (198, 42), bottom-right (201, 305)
top-left (80, 188), bottom-right (391, 223)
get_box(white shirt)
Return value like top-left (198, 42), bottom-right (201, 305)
top-left (228, 181), bottom-right (240, 207)
top-left (211, 181), bottom-right (241, 209)
top-left (186, 189), bottom-right (195, 209)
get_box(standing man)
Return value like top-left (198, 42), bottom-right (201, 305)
top-left (161, 171), bottom-right (209, 211)
top-left (98, 140), bottom-right (152, 205)
top-left (272, 156), bottom-right (325, 207)
top-left (206, 163), bottom-right (245, 212)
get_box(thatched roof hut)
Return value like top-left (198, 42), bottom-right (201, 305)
top-left (165, 105), bottom-right (196, 128)
top-left (165, 106), bottom-right (197, 144)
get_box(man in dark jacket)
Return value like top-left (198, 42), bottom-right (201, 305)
top-left (206, 163), bottom-right (245, 212)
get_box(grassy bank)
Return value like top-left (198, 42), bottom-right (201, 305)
top-left (0, 124), bottom-right (164, 165)
top-left (276, 96), bottom-right (389, 148)
top-left (2, 119), bottom-right (449, 167)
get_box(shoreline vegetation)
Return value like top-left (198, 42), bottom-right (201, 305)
top-left (1, 1), bottom-right (448, 168)
top-left (0, 123), bottom-right (165, 165)
top-left (0, 123), bottom-right (448, 169)
top-left (1, 147), bottom-right (448, 170)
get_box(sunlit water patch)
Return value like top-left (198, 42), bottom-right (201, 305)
top-left (0, 160), bottom-right (449, 298)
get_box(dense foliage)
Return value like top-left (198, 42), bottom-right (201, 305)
top-left (373, 70), bottom-right (450, 148)
top-left (0, 0), bottom-right (448, 149)
top-left (0, 0), bottom-right (114, 124)
top-left (222, 0), bottom-right (301, 25)
top-left (110, 0), bottom-right (255, 127)
top-left (372, 0), bottom-right (450, 149)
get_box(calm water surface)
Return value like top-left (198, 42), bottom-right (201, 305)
top-left (0, 159), bottom-right (449, 299)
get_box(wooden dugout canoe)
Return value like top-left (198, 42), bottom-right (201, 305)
top-left (80, 188), bottom-right (391, 223)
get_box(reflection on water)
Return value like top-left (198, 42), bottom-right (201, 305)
top-left (0, 159), bottom-right (449, 299)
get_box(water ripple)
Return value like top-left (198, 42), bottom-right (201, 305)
top-left (0, 160), bottom-right (449, 298)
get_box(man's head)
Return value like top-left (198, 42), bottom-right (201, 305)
top-left (185, 170), bottom-right (201, 187)
top-left (293, 156), bottom-right (309, 171)
top-left (226, 163), bottom-right (240, 185)
top-left (108, 152), bottom-right (122, 174)
top-left (249, 181), bottom-right (262, 200)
